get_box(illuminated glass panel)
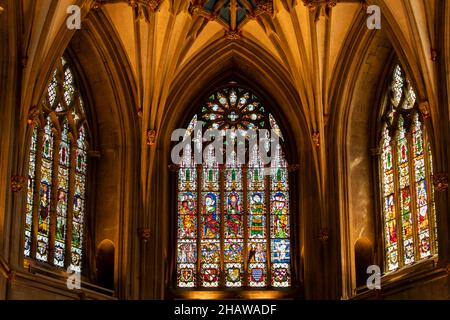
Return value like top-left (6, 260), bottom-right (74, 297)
top-left (24, 126), bottom-right (39, 257)
top-left (380, 64), bottom-right (437, 272)
top-left (36, 117), bottom-right (54, 262)
top-left (54, 120), bottom-right (70, 267)
top-left (24, 56), bottom-right (88, 274)
top-left (176, 86), bottom-right (291, 289)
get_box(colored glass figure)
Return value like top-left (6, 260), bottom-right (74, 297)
top-left (178, 192), bottom-right (197, 239)
top-left (178, 240), bottom-right (197, 263)
top-left (271, 192), bottom-right (289, 239)
top-left (249, 192), bottom-right (265, 238)
top-left (224, 240), bottom-right (244, 262)
top-left (202, 193), bottom-right (220, 238)
top-left (201, 240), bottom-right (220, 264)
top-left (225, 192), bottom-right (243, 238)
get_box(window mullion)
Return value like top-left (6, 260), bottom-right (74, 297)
top-left (31, 126), bottom-right (45, 260)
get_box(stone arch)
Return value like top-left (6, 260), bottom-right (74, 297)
top-left (328, 3), bottom-right (448, 299)
top-left (10, 9), bottom-right (140, 299)
top-left (143, 38), bottom-right (321, 299)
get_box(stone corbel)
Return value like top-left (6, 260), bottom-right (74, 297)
top-left (433, 173), bottom-right (449, 192)
top-left (11, 175), bottom-right (26, 192)
top-left (225, 29), bottom-right (242, 40)
top-left (302, 0), bottom-right (337, 21)
top-left (249, 0), bottom-right (274, 19)
top-left (312, 131), bottom-right (320, 147)
top-left (130, 0), bottom-right (164, 22)
top-left (419, 101), bottom-right (431, 120)
top-left (138, 228), bottom-right (151, 242)
top-left (93, 0), bottom-right (163, 20)
top-left (27, 105), bottom-right (40, 126)
top-left (146, 129), bottom-right (157, 146)
top-left (318, 228), bottom-right (329, 242)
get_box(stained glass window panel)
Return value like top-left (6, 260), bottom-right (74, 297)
top-left (36, 118), bottom-right (54, 262)
top-left (24, 126), bottom-right (39, 257)
top-left (380, 64), bottom-right (438, 272)
top-left (25, 56), bottom-right (88, 273)
top-left (72, 126), bottom-right (87, 272)
top-left (175, 86), bottom-right (291, 290)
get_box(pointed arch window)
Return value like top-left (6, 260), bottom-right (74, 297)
top-left (176, 86), bottom-right (291, 288)
top-left (25, 57), bottom-right (88, 273)
top-left (380, 65), bottom-right (437, 272)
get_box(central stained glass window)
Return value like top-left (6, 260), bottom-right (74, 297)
top-left (176, 86), bottom-right (291, 288)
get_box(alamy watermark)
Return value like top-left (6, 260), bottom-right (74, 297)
top-left (66, 265), bottom-right (81, 290)
top-left (366, 265), bottom-right (381, 290)
top-left (367, 5), bottom-right (381, 30)
top-left (171, 121), bottom-right (282, 168)
top-left (66, 5), bottom-right (81, 30)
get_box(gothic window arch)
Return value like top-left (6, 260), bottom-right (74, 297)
top-left (24, 56), bottom-right (89, 273)
top-left (380, 64), bottom-right (437, 273)
top-left (175, 86), bottom-right (291, 289)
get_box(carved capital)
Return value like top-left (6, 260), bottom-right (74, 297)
top-left (431, 49), bottom-right (438, 62)
top-left (11, 176), bottom-right (26, 193)
top-left (129, 0), bottom-right (163, 22)
top-left (138, 227), bottom-right (151, 242)
top-left (419, 101), bottom-right (431, 119)
top-left (27, 105), bottom-right (40, 126)
top-left (302, 0), bottom-right (336, 20)
top-left (92, 0), bottom-right (106, 9)
top-left (146, 129), bottom-right (157, 146)
top-left (433, 173), bottom-right (449, 192)
top-left (319, 228), bottom-right (329, 242)
top-left (255, 0), bottom-right (274, 16)
top-left (312, 131), bottom-right (320, 147)
top-left (225, 29), bottom-right (242, 40)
